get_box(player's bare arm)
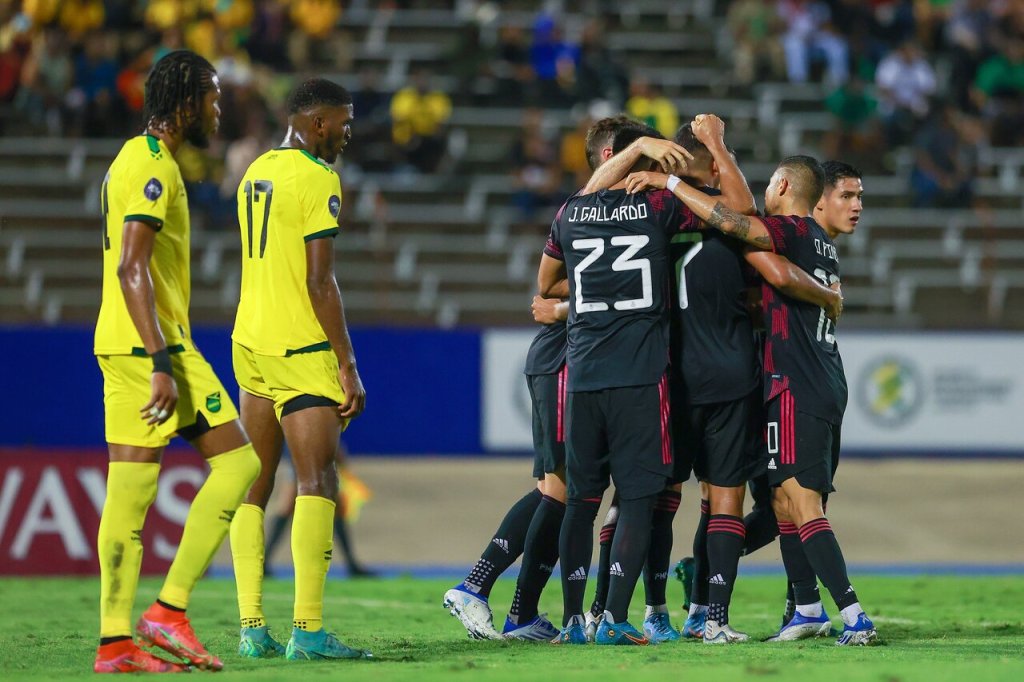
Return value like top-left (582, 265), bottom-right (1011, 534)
top-left (691, 114), bottom-right (758, 216)
top-left (582, 137), bottom-right (692, 195)
top-left (532, 295), bottom-right (569, 324)
top-left (118, 220), bottom-right (177, 425)
top-left (305, 237), bottom-right (366, 420)
top-left (627, 171), bottom-right (774, 250)
top-left (744, 249), bottom-right (843, 322)
top-left (537, 253), bottom-right (568, 298)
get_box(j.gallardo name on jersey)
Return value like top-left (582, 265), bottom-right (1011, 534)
top-left (568, 203), bottom-right (649, 223)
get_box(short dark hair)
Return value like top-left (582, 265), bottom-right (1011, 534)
top-left (778, 155), bottom-right (825, 205)
top-left (821, 160), bottom-right (862, 189)
top-left (287, 78), bottom-right (353, 114)
top-left (611, 124), bottom-right (662, 155)
top-left (143, 50), bottom-right (216, 128)
top-left (584, 115), bottom-right (642, 171)
top-left (673, 123), bottom-right (713, 167)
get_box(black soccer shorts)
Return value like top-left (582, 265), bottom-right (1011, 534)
top-left (674, 386), bottom-right (763, 488)
top-left (565, 377), bottom-right (672, 501)
top-left (765, 389), bottom-right (841, 494)
top-left (526, 368), bottom-right (567, 478)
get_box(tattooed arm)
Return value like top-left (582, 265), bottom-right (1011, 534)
top-left (625, 171), bottom-right (775, 250)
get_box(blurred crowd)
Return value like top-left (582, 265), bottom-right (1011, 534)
top-left (0, 0), bottom-right (1020, 223)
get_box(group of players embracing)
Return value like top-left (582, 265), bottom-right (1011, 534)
top-left (445, 113), bottom-right (879, 648)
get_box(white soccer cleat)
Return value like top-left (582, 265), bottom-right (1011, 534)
top-left (703, 619), bottom-right (749, 644)
top-left (443, 585), bottom-right (501, 640)
top-left (501, 614), bottom-right (560, 641)
top-left (584, 611), bottom-right (603, 642)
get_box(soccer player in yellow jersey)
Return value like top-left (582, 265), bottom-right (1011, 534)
top-left (228, 78), bottom-right (369, 661)
top-left (92, 50), bottom-right (261, 674)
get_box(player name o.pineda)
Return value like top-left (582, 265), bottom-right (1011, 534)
top-left (815, 238), bottom-right (838, 261)
top-left (568, 203), bottom-right (649, 223)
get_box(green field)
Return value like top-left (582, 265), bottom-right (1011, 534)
top-left (2, 575), bottom-right (1022, 681)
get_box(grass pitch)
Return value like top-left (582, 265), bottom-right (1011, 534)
top-left (1, 574), bottom-right (1022, 681)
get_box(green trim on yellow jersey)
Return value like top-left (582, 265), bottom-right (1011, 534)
top-left (124, 213), bottom-right (164, 230)
top-left (146, 135), bottom-right (161, 154)
top-left (303, 227), bottom-right (339, 242)
top-left (274, 147), bottom-right (335, 173)
top-left (285, 340), bottom-right (332, 357)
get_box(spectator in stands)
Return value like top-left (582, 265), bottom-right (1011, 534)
top-left (574, 19), bottom-right (629, 108)
top-left (221, 108), bottom-right (271, 230)
top-left (727, 0), bottom-right (785, 85)
top-left (509, 109), bottom-right (562, 221)
top-left (247, 0), bottom-right (290, 69)
top-left (494, 24), bottom-right (533, 105)
top-left (560, 113), bottom-right (594, 190)
top-left (625, 75), bottom-right (678, 139)
top-left (67, 31), bottom-right (122, 137)
top-left (449, 22), bottom-right (498, 105)
top-left (58, 0), bottom-right (105, 44)
top-left (910, 102), bottom-right (974, 208)
top-left (390, 68), bottom-right (452, 174)
top-left (875, 39), bottom-right (936, 146)
top-left (823, 74), bottom-right (882, 170)
top-left (972, 31), bottom-right (1024, 147)
top-left (15, 27), bottom-right (71, 135)
top-left (913, 0), bottom-right (954, 49)
top-left (289, 0), bottom-right (351, 71)
top-left (529, 13), bottom-right (579, 107)
top-left (777, 0), bottom-right (849, 86)
top-left (946, 0), bottom-right (995, 111)
top-left (829, 0), bottom-right (888, 79)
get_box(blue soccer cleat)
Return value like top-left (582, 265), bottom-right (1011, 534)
top-left (836, 613), bottom-right (878, 646)
top-left (595, 617), bottom-right (650, 646)
top-left (238, 625), bottom-right (286, 658)
top-left (642, 612), bottom-right (680, 644)
top-left (502, 614), bottom-right (560, 642)
top-left (554, 615), bottom-right (589, 645)
top-left (285, 627), bottom-right (372, 660)
top-left (765, 608), bottom-right (833, 642)
top-left (681, 609), bottom-right (706, 639)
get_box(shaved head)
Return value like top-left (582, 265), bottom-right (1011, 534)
top-left (777, 155), bottom-right (825, 206)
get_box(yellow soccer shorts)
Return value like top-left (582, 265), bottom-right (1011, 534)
top-left (98, 348), bottom-right (240, 448)
top-left (232, 341), bottom-right (347, 427)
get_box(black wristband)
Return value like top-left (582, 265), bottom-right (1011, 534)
top-left (151, 348), bottom-right (173, 375)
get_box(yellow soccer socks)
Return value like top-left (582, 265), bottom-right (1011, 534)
top-left (99, 461), bottom-right (160, 638)
top-left (159, 443), bottom-right (261, 609)
top-left (291, 495), bottom-right (336, 632)
top-left (230, 503), bottom-right (267, 628)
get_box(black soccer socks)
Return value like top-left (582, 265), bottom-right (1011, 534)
top-left (779, 521), bottom-right (820, 607)
top-left (508, 495), bottom-right (565, 624)
top-left (560, 497), bottom-right (601, 625)
top-left (644, 489), bottom-right (681, 606)
top-left (706, 514), bottom-right (745, 625)
top-left (464, 488), bottom-right (542, 597)
top-left (798, 517), bottom-right (859, 611)
top-left (605, 494), bottom-right (657, 623)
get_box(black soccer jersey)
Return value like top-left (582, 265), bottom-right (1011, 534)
top-left (669, 187), bottom-right (759, 405)
top-left (524, 322), bottom-right (567, 376)
top-left (545, 188), bottom-right (695, 392)
top-left (760, 215), bottom-right (848, 424)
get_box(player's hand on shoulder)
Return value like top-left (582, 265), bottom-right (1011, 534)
top-left (337, 364), bottom-right (366, 420)
top-left (691, 114), bottom-right (726, 146)
top-left (626, 171), bottom-right (668, 194)
top-left (638, 137), bottom-right (693, 176)
top-left (827, 280), bottom-right (844, 323)
top-left (532, 295), bottom-right (564, 324)
top-left (142, 372), bottom-right (178, 425)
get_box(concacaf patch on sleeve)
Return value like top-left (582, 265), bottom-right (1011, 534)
top-left (144, 178), bottom-right (163, 201)
top-left (328, 195), bottom-right (341, 218)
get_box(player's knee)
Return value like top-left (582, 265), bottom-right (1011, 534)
top-left (601, 504), bottom-right (619, 527)
top-left (771, 492), bottom-right (791, 522)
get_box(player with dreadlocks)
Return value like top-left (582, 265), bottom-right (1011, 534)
top-left (93, 50), bottom-right (262, 673)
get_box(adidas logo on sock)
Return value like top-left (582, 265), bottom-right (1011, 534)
top-left (492, 538), bottom-right (510, 553)
top-left (568, 566), bottom-right (587, 581)
top-left (768, 458), bottom-right (777, 470)
top-left (609, 562), bottom-right (625, 577)
top-left (709, 573), bottom-right (727, 586)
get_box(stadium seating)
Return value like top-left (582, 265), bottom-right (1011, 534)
top-left (0, 2), bottom-right (1020, 330)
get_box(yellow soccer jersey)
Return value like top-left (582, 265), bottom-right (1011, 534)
top-left (232, 147), bottom-right (343, 356)
top-left (94, 135), bottom-right (192, 355)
